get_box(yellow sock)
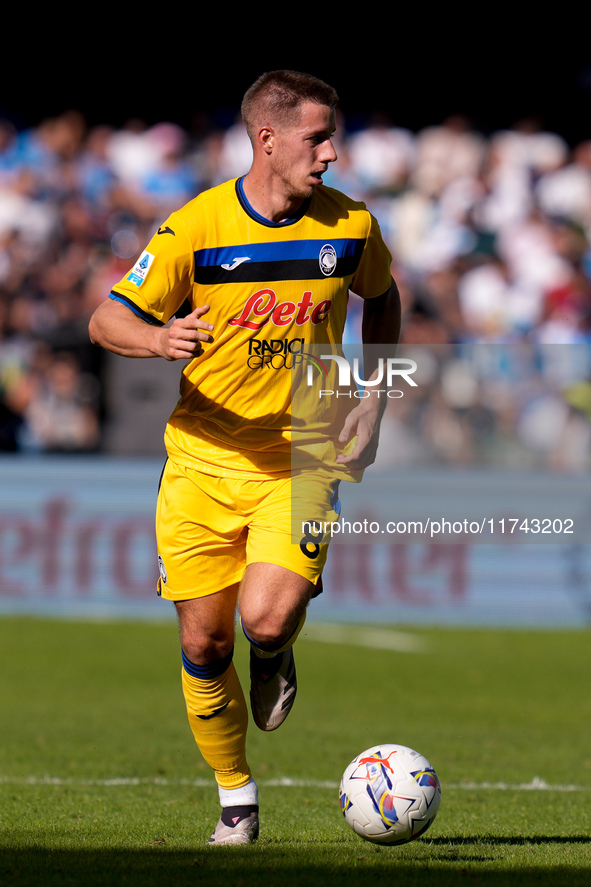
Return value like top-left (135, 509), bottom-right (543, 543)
top-left (181, 652), bottom-right (251, 790)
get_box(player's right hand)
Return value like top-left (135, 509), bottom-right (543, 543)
top-left (158, 304), bottom-right (214, 360)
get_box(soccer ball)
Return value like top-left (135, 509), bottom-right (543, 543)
top-left (339, 743), bottom-right (441, 845)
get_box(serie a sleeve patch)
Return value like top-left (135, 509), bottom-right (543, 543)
top-left (126, 251), bottom-right (155, 287)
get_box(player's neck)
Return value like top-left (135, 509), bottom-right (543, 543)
top-left (241, 171), bottom-right (305, 224)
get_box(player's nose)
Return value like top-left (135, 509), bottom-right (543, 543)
top-left (322, 139), bottom-right (338, 163)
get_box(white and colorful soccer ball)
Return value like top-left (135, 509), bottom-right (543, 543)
top-left (339, 743), bottom-right (441, 845)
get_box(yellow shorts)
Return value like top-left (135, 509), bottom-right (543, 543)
top-left (155, 459), bottom-right (341, 601)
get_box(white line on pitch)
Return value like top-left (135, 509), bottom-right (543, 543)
top-left (447, 778), bottom-right (591, 792)
top-left (300, 623), bottom-right (426, 652)
top-left (1, 776), bottom-right (589, 792)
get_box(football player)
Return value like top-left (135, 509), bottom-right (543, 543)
top-left (89, 70), bottom-right (400, 845)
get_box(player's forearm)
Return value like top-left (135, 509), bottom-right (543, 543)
top-left (88, 299), bottom-right (167, 358)
top-left (361, 278), bottom-right (401, 386)
top-left (362, 278), bottom-right (401, 350)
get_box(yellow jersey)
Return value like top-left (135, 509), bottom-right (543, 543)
top-left (110, 177), bottom-right (392, 478)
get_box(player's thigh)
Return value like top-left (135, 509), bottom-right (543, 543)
top-left (239, 562), bottom-right (314, 642)
top-left (156, 460), bottom-right (247, 601)
top-left (245, 473), bottom-right (340, 586)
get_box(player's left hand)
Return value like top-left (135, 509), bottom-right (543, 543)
top-left (335, 398), bottom-right (384, 470)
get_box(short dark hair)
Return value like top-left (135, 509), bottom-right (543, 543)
top-left (241, 70), bottom-right (339, 139)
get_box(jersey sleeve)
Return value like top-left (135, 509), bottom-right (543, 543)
top-left (109, 213), bottom-right (194, 325)
top-left (350, 212), bottom-right (393, 299)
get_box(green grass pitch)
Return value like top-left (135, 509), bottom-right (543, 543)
top-left (0, 616), bottom-right (590, 886)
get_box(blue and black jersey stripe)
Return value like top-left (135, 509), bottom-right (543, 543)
top-left (109, 292), bottom-right (164, 325)
top-left (193, 238), bottom-right (366, 285)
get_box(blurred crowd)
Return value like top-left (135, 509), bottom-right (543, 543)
top-left (0, 108), bottom-right (590, 465)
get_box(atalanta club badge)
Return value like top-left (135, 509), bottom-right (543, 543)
top-left (319, 244), bottom-right (337, 276)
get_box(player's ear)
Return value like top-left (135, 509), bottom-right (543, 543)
top-left (259, 126), bottom-right (275, 155)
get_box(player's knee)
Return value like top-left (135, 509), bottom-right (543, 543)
top-left (180, 631), bottom-right (233, 667)
top-left (241, 611), bottom-right (292, 650)
top-left (240, 576), bottom-right (311, 649)
top-left (243, 624), bottom-right (281, 650)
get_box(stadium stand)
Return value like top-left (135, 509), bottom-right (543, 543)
top-left (0, 109), bottom-right (590, 463)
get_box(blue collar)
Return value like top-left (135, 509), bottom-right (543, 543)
top-left (235, 176), bottom-right (310, 227)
